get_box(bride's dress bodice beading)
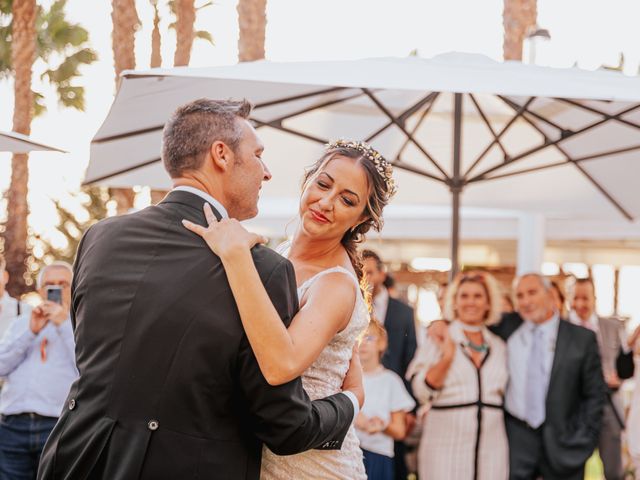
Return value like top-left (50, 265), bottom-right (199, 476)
top-left (260, 264), bottom-right (369, 480)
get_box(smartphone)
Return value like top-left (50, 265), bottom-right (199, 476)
top-left (46, 286), bottom-right (63, 305)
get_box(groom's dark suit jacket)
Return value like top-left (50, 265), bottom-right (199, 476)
top-left (490, 312), bottom-right (606, 475)
top-left (37, 191), bottom-right (354, 480)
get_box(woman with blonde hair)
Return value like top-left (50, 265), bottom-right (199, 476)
top-left (407, 271), bottom-right (509, 480)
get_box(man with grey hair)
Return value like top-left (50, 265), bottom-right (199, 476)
top-left (0, 254), bottom-right (31, 340)
top-left (0, 262), bottom-right (77, 479)
top-left (38, 98), bottom-right (362, 480)
top-left (493, 273), bottom-right (605, 480)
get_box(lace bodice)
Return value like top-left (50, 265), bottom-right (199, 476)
top-left (261, 245), bottom-right (369, 479)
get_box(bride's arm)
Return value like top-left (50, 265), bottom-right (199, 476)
top-left (222, 248), bottom-right (356, 385)
top-left (183, 205), bottom-right (357, 386)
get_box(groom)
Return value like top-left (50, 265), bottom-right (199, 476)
top-left (37, 99), bottom-right (363, 480)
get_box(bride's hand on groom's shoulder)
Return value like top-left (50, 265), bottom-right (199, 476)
top-left (182, 203), bottom-right (268, 260)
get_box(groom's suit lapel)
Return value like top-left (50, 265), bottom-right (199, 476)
top-left (159, 190), bottom-right (224, 222)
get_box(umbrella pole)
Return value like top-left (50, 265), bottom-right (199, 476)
top-left (450, 93), bottom-right (463, 281)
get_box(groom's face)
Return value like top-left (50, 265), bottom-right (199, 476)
top-left (225, 120), bottom-right (270, 220)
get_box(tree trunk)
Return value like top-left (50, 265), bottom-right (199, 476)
top-left (111, 0), bottom-right (138, 85)
top-left (502, 0), bottom-right (537, 61)
top-left (4, 0), bottom-right (37, 297)
top-left (150, 0), bottom-right (162, 68)
top-left (111, 0), bottom-right (139, 214)
top-left (174, 0), bottom-right (195, 66)
top-left (237, 0), bottom-right (266, 62)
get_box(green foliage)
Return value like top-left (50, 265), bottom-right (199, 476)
top-left (0, 0), bottom-right (98, 115)
top-left (195, 30), bottom-right (214, 45)
top-left (37, 187), bottom-right (110, 265)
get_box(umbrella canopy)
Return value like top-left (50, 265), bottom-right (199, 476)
top-left (86, 53), bottom-right (640, 274)
top-left (0, 130), bottom-right (67, 153)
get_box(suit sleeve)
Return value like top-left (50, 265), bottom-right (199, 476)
top-left (236, 259), bottom-right (354, 455)
top-left (580, 331), bottom-right (607, 441)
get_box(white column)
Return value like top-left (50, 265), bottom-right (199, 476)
top-left (517, 213), bottom-right (546, 275)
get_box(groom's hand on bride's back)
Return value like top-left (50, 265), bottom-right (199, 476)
top-left (342, 345), bottom-right (365, 408)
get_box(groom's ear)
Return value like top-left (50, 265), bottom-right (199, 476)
top-left (209, 141), bottom-right (232, 172)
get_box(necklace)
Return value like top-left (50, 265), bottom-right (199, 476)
top-left (466, 340), bottom-right (489, 353)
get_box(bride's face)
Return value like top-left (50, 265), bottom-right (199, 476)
top-left (299, 155), bottom-right (370, 241)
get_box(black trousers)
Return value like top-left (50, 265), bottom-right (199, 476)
top-left (393, 441), bottom-right (408, 480)
top-left (505, 415), bottom-right (584, 480)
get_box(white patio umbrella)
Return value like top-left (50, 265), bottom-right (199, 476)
top-left (85, 53), bottom-right (640, 275)
top-left (0, 130), bottom-right (66, 153)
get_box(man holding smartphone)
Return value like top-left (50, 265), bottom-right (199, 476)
top-left (0, 261), bottom-right (77, 480)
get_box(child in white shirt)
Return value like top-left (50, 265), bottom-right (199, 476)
top-left (356, 320), bottom-right (415, 480)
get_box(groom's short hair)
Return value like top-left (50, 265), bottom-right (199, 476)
top-left (162, 98), bottom-right (252, 177)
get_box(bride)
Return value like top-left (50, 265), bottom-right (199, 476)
top-left (183, 140), bottom-right (396, 479)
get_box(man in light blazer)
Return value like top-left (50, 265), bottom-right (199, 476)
top-left (569, 277), bottom-right (634, 480)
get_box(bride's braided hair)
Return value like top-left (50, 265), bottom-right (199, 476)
top-left (301, 140), bottom-right (396, 287)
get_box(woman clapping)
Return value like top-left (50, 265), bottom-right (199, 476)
top-left (407, 272), bottom-right (508, 480)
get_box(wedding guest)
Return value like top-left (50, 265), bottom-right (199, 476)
top-left (407, 271), bottom-right (508, 479)
top-left (355, 320), bottom-right (415, 480)
top-left (569, 277), bottom-right (634, 480)
top-left (362, 250), bottom-right (417, 381)
top-left (428, 273), bottom-right (606, 479)
top-left (383, 273), bottom-right (399, 299)
top-left (0, 262), bottom-right (77, 480)
top-left (362, 249), bottom-right (417, 479)
top-left (494, 274), bottom-right (605, 480)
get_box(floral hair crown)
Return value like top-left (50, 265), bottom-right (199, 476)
top-left (326, 139), bottom-right (397, 199)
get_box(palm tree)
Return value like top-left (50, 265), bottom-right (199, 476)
top-left (0, 0), bottom-right (97, 296)
top-left (111, 0), bottom-right (138, 86)
top-left (150, 0), bottom-right (162, 68)
top-left (3, 0), bottom-right (35, 297)
top-left (169, 0), bottom-right (213, 67)
top-left (173, 0), bottom-right (195, 66)
top-left (502, 0), bottom-right (537, 61)
top-left (110, 0), bottom-right (139, 214)
top-left (237, 0), bottom-right (266, 62)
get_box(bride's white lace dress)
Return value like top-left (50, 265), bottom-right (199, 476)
top-left (260, 261), bottom-right (369, 480)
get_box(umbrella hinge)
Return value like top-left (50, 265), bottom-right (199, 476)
top-left (447, 178), bottom-right (465, 193)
